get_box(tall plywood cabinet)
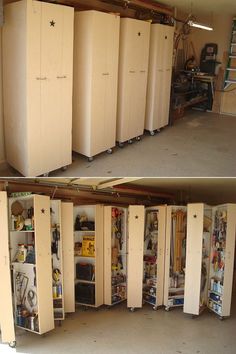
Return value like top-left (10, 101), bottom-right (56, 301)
top-left (184, 203), bottom-right (236, 319)
top-left (127, 205), bottom-right (145, 311)
top-left (0, 192), bottom-right (15, 348)
top-left (143, 206), bottom-right (166, 310)
top-left (74, 205), bottom-right (104, 307)
top-left (73, 11), bottom-right (120, 160)
top-left (117, 18), bottom-right (150, 145)
top-left (145, 24), bottom-right (174, 135)
top-left (9, 195), bottom-right (54, 335)
top-left (104, 206), bottom-right (128, 306)
top-left (2, 0), bottom-right (74, 176)
top-left (164, 206), bottom-right (187, 310)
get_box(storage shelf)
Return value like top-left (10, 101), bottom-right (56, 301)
top-left (16, 325), bottom-right (39, 334)
top-left (208, 298), bottom-right (222, 306)
top-left (53, 297), bottom-right (63, 300)
top-left (208, 289), bottom-right (223, 297)
top-left (143, 291), bottom-right (156, 298)
top-left (208, 305), bottom-right (222, 316)
top-left (144, 300), bottom-right (156, 306)
top-left (111, 299), bottom-right (126, 306)
top-left (168, 294), bottom-right (184, 299)
top-left (75, 302), bottom-right (96, 307)
top-left (169, 287), bottom-right (184, 292)
top-left (76, 279), bottom-right (95, 284)
top-left (74, 230), bottom-right (95, 233)
top-left (12, 262), bottom-right (35, 267)
top-left (74, 255), bottom-right (95, 259)
top-left (10, 230), bottom-right (35, 233)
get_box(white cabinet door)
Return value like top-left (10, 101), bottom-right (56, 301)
top-left (0, 192), bottom-right (15, 346)
top-left (127, 205), bottom-right (145, 309)
top-left (61, 202), bottom-right (75, 313)
top-left (184, 204), bottom-right (204, 315)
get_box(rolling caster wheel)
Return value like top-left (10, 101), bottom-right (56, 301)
top-left (130, 307), bottom-right (135, 312)
top-left (136, 136), bottom-right (141, 141)
top-left (128, 139), bottom-right (133, 144)
top-left (191, 315), bottom-right (197, 319)
top-left (219, 316), bottom-right (224, 321)
top-left (61, 166), bottom-right (68, 171)
top-left (157, 129), bottom-right (161, 133)
top-left (150, 131), bottom-right (155, 136)
top-left (9, 341), bottom-right (16, 348)
top-left (107, 148), bottom-right (113, 154)
top-left (88, 157), bottom-right (94, 162)
top-left (118, 142), bottom-right (124, 148)
top-left (165, 307), bottom-right (170, 312)
top-left (153, 306), bottom-right (158, 311)
top-left (43, 172), bottom-right (49, 177)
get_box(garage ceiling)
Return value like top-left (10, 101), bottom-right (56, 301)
top-left (157, 0), bottom-right (236, 15)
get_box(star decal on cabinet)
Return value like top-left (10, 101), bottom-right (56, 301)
top-left (41, 208), bottom-right (45, 214)
top-left (50, 20), bottom-right (55, 27)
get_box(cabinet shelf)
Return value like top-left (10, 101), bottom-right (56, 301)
top-left (76, 279), bottom-right (95, 284)
top-left (10, 230), bottom-right (35, 233)
top-left (16, 325), bottom-right (39, 334)
top-left (143, 291), bottom-right (156, 298)
top-left (208, 289), bottom-right (223, 297)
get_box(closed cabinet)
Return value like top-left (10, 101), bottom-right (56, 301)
top-left (3, 0), bottom-right (74, 176)
top-left (127, 205), bottom-right (145, 310)
top-left (73, 11), bottom-right (120, 159)
top-left (0, 192), bottom-right (15, 348)
top-left (145, 24), bottom-right (174, 133)
top-left (117, 18), bottom-right (150, 144)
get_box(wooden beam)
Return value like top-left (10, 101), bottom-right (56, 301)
top-left (96, 177), bottom-right (142, 190)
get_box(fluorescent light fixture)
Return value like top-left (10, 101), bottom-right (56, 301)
top-left (188, 20), bottom-right (213, 31)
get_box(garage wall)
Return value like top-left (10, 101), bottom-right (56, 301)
top-left (190, 13), bottom-right (232, 69)
top-left (0, 28), bottom-right (5, 163)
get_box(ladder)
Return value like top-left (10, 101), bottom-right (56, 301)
top-left (224, 18), bottom-right (236, 89)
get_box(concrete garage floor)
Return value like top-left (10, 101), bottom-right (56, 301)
top-left (1, 300), bottom-right (236, 354)
top-left (1, 110), bottom-right (236, 177)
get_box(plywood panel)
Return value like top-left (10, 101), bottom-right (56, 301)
top-left (221, 204), bottom-right (236, 316)
top-left (104, 206), bottom-right (112, 305)
top-left (2, 0), bottom-right (28, 175)
top-left (221, 87), bottom-right (236, 116)
top-left (34, 195), bottom-right (54, 334)
top-left (184, 204), bottom-right (204, 315)
top-left (61, 202), bottom-right (75, 313)
top-left (0, 192), bottom-right (15, 345)
top-left (127, 205), bottom-right (145, 309)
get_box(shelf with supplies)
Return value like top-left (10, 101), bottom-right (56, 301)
top-left (184, 203), bottom-right (236, 319)
top-left (104, 206), bottom-right (128, 307)
top-left (74, 205), bottom-right (104, 308)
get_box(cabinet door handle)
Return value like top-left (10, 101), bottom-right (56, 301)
top-left (102, 73), bottom-right (109, 76)
top-left (57, 75), bottom-right (67, 79)
top-left (129, 70), bottom-right (136, 73)
top-left (36, 77), bottom-right (47, 80)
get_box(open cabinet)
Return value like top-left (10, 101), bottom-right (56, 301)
top-left (104, 206), bottom-right (128, 306)
top-left (8, 194), bottom-right (54, 335)
top-left (184, 203), bottom-right (236, 319)
top-left (50, 200), bottom-right (65, 322)
top-left (61, 202), bottom-right (75, 313)
top-left (143, 206), bottom-right (166, 310)
top-left (127, 205), bottom-right (145, 311)
top-left (73, 205), bottom-right (104, 307)
top-left (184, 203), bottom-right (212, 316)
top-left (0, 192), bottom-right (15, 348)
top-left (164, 206), bottom-right (187, 311)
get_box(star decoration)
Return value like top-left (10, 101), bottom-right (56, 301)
top-left (138, 32), bottom-right (141, 36)
top-left (135, 215), bottom-right (139, 219)
top-left (50, 20), bottom-right (55, 27)
top-left (41, 208), bottom-right (45, 214)
top-left (194, 214), bottom-right (197, 218)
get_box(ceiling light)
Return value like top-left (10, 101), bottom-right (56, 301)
top-left (188, 20), bottom-right (213, 31)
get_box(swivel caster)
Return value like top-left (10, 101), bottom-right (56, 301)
top-left (118, 142), bottom-right (124, 148)
top-left (61, 165), bottom-right (68, 171)
top-left (128, 139), bottom-right (133, 144)
top-left (191, 315), bottom-right (197, 319)
top-left (9, 341), bottom-right (16, 348)
top-left (136, 136), bottom-right (141, 141)
top-left (153, 306), bottom-right (158, 311)
top-left (58, 320), bottom-right (62, 327)
top-left (157, 129), bottom-right (161, 133)
top-left (165, 307), bottom-right (170, 312)
top-left (130, 307), bottom-right (135, 312)
top-left (107, 148), bottom-right (113, 154)
top-left (88, 157), bottom-right (94, 162)
top-left (219, 316), bottom-right (224, 321)
top-left (150, 131), bottom-right (155, 136)
top-left (43, 172), bottom-right (49, 177)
